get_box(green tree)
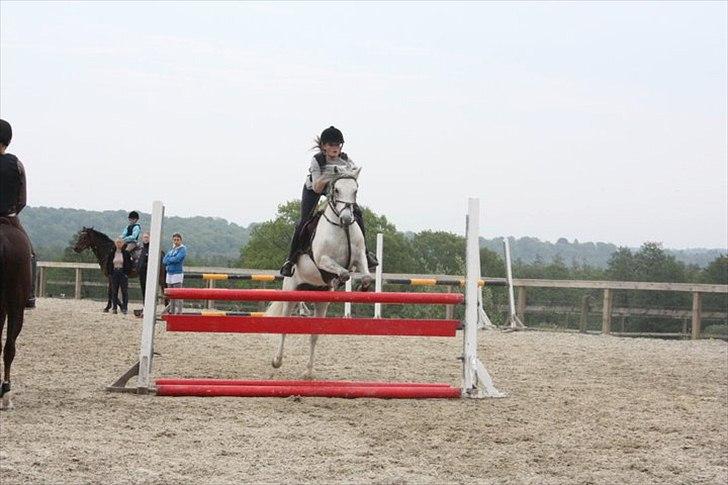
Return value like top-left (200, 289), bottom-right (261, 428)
top-left (701, 255), bottom-right (728, 314)
top-left (702, 255), bottom-right (728, 284)
top-left (411, 231), bottom-right (465, 275)
top-left (239, 200), bottom-right (299, 269)
top-left (607, 243), bottom-right (691, 332)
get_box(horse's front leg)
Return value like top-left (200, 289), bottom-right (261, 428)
top-left (304, 302), bottom-right (330, 380)
top-left (317, 255), bottom-right (350, 286)
top-left (104, 278), bottom-right (113, 311)
top-left (352, 248), bottom-right (374, 292)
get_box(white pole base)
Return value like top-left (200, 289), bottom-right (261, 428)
top-left (462, 358), bottom-right (506, 399)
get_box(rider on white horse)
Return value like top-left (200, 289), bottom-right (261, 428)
top-left (280, 126), bottom-right (378, 277)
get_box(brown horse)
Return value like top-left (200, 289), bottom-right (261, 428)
top-left (0, 217), bottom-right (32, 410)
top-left (72, 227), bottom-right (166, 309)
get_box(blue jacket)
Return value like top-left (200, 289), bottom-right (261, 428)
top-left (121, 223), bottom-right (141, 243)
top-left (162, 244), bottom-right (187, 274)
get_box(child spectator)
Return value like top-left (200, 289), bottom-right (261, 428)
top-left (162, 233), bottom-right (186, 314)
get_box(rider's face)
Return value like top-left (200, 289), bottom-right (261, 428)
top-left (322, 143), bottom-right (342, 159)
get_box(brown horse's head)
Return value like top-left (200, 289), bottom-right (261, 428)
top-left (73, 227), bottom-right (113, 254)
top-left (73, 227), bottom-right (95, 253)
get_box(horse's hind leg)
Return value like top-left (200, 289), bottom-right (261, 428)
top-left (271, 277), bottom-right (299, 369)
top-left (1, 308), bottom-right (23, 411)
top-left (271, 300), bottom-right (297, 368)
top-left (304, 301), bottom-right (330, 379)
top-left (272, 334), bottom-right (286, 369)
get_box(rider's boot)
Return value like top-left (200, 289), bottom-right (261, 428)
top-left (280, 221), bottom-right (304, 277)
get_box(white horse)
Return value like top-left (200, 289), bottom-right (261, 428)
top-left (268, 167), bottom-right (374, 378)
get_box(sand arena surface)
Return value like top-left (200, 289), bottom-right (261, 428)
top-left (1, 298), bottom-right (727, 484)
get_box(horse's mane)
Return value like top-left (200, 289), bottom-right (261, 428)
top-left (81, 227), bottom-right (113, 243)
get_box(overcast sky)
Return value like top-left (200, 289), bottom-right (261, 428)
top-left (1, 1), bottom-right (726, 248)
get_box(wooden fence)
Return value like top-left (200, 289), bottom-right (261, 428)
top-left (36, 262), bottom-right (727, 339)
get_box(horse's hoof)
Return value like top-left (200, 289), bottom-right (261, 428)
top-left (359, 276), bottom-right (374, 292)
top-left (0, 394), bottom-right (13, 411)
top-left (271, 358), bottom-right (282, 369)
top-left (339, 271), bottom-right (350, 283)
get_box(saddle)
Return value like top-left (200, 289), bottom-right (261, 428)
top-left (299, 211), bottom-right (322, 254)
top-left (294, 211), bottom-right (341, 287)
top-left (124, 242), bottom-right (142, 268)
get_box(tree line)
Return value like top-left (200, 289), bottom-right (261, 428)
top-left (238, 202), bottom-right (727, 334)
top-left (48, 201), bottom-right (726, 335)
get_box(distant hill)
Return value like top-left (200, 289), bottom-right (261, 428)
top-left (19, 206), bottom-right (725, 268)
top-left (21, 206), bottom-right (252, 265)
top-left (480, 236), bottom-right (725, 269)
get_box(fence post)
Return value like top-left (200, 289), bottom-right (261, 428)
top-left (38, 266), bottom-right (47, 297)
top-left (207, 279), bottom-right (215, 309)
top-left (602, 289), bottom-right (613, 335)
top-left (579, 294), bottom-right (590, 333)
top-left (516, 287), bottom-right (527, 324)
top-left (74, 268), bottom-right (83, 299)
top-left (691, 292), bottom-right (702, 340)
top-left (445, 286), bottom-right (454, 320)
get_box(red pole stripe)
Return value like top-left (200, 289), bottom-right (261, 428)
top-left (156, 378), bottom-right (453, 388)
top-left (156, 384), bottom-right (462, 399)
top-left (163, 315), bottom-right (458, 337)
top-left (164, 288), bottom-right (464, 305)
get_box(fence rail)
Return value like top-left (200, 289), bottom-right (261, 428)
top-left (37, 261), bottom-right (727, 339)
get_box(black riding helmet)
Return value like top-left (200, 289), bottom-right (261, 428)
top-left (320, 126), bottom-right (344, 145)
top-left (0, 119), bottom-right (12, 146)
top-left (128, 211), bottom-right (139, 220)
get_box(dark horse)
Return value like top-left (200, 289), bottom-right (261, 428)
top-left (0, 217), bottom-right (32, 410)
top-left (72, 227), bottom-right (166, 310)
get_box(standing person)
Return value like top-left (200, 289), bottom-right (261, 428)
top-left (137, 232), bottom-right (151, 302)
top-left (162, 233), bottom-right (186, 314)
top-left (134, 232), bottom-right (165, 318)
top-left (279, 126), bottom-right (378, 277)
top-left (106, 238), bottom-right (133, 314)
top-left (0, 119), bottom-right (35, 308)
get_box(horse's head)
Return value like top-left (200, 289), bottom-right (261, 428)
top-left (73, 227), bottom-right (112, 253)
top-left (327, 167), bottom-right (361, 226)
top-left (73, 227), bottom-right (94, 253)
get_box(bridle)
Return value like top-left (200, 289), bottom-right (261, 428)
top-left (322, 175), bottom-right (358, 228)
top-left (319, 174), bottom-right (359, 274)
